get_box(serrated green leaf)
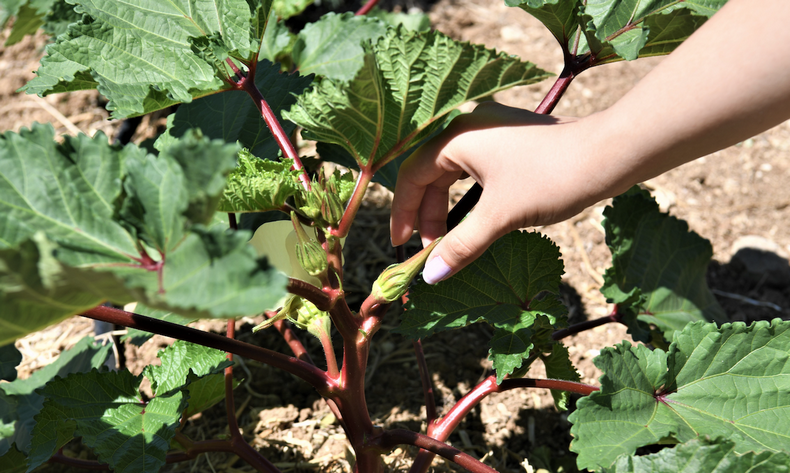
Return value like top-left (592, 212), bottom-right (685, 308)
top-left (542, 342), bottom-right (580, 411)
top-left (156, 59), bottom-right (313, 160)
top-left (27, 341), bottom-right (227, 472)
top-left (20, 0), bottom-right (265, 117)
top-left (569, 319), bottom-right (790, 471)
top-left (601, 187), bottom-right (726, 338)
top-left (285, 27), bottom-right (551, 169)
top-left (218, 150), bottom-right (301, 213)
top-left (41, 0), bottom-right (81, 38)
top-left (399, 231), bottom-right (567, 382)
top-left (318, 110), bottom-right (462, 190)
top-left (604, 437), bottom-right (790, 473)
top-left (0, 336), bottom-right (110, 455)
top-left (144, 340), bottom-right (231, 396)
top-left (249, 0), bottom-right (273, 45)
top-left (183, 372), bottom-right (238, 419)
top-left (0, 124), bottom-right (287, 344)
top-left (292, 12), bottom-right (386, 81)
top-left (28, 369), bottom-right (186, 473)
top-left (581, 0), bottom-right (725, 62)
top-left (0, 344), bottom-right (22, 382)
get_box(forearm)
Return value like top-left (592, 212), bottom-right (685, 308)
top-left (589, 0), bottom-right (790, 199)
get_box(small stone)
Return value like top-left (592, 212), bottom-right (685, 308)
top-left (730, 236), bottom-right (790, 288)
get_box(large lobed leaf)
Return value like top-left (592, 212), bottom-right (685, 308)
top-left (20, 0), bottom-right (271, 118)
top-left (569, 319), bottom-right (790, 470)
top-left (25, 340), bottom-right (231, 472)
top-left (0, 124), bottom-right (287, 346)
top-left (508, 0), bottom-right (725, 64)
top-left (399, 231), bottom-right (572, 385)
top-left (601, 187), bottom-right (726, 339)
top-left (284, 27), bottom-right (551, 170)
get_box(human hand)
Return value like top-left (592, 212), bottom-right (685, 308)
top-left (390, 102), bottom-right (610, 284)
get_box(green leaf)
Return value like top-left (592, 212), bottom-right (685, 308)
top-left (318, 110), bottom-right (462, 190)
top-left (368, 7), bottom-right (431, 33)
top-left (399, 231), bottom-right (567, 382)
top-left (508, 0), bottom-right (579, 49)
top-left (0, 336), bottom-right (110, 455)
top-left (542, 342), bottom-right (580, 411)
top-left (0, 345), bottom-right (22, 382)
top-left (603, 437), bottom-right (790, 473)
top-left (601, 187), bottom-right (726, 338)
top-left (28, 370), bottom-right (186, 473)
top-left (156, 59), bottom-right (313, 161)
top-left (271, 0), bottom-right (311, 20)
top-left (581, 0), bottom-right (726, 62)
top-left (144, 340), bottom-right (231, 396)
top-left (20, 0), bottom-right (265, 117)
top-left (41, 0), bottom-right (81, 38)
top-left (292, 12), bottom-right (386, 81)
top-left (4, 2), bottom-right (45, 45)
top-left (508, 0), bottom-right (723, 64)
top-left (183, 372), bottom-right (237, 419)
top-left (28, 341), bottom-right (229, 472)
top-left (257, 17), bottom-right (295, 67)
top-left (569, 319), bottom-right (790, 471)
top-left (218, 150), bottom-right (301, 213)
top-left (285, 27), bottom-right (551, 169)
top-left (0, 444), bottom-right (26, 473)
top-left (0, 124), bottom-right (287, 344)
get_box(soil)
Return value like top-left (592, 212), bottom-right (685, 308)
top-left (3, 1), bottom-right (789, 472)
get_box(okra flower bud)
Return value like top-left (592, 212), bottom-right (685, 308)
top-left (370, 239), bottom-right (441, 303)
top-left (291, 212), bottom-right (328, 277)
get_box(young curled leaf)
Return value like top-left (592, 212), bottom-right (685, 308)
top-left (218, 150), bottom-right (301, 213)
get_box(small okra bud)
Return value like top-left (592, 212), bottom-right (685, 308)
top-left (321, 191), bottom-right (344, 226)
top-left (291, 212), bottom-right (328, 277)
top-left (370, 238), bottom-right (441, 303)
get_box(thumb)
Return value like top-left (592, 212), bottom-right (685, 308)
top-left (421, 196), bottom-right (511, 285)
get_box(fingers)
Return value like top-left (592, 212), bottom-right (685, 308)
top-left (422, 194), bottom-right (511, 284)
top-left (390, 138), bottom-right (463, 246)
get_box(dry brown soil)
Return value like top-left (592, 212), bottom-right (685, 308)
top-left (3, 0), bottom-right (789, 472)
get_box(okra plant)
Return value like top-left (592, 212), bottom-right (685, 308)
top-left (1, 0), bottom-right (789, 472)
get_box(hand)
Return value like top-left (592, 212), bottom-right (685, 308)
top-left (390, 102), bottom-right (608, 284)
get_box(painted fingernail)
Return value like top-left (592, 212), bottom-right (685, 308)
top-left (423, 256), bottom-right (452, 285)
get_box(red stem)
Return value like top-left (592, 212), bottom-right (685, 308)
top-left (355, 0), bottom-right (380, 16)
top-left (331, 169), bottom-right (373, 238)
top-left (413, 339), bottom-right (437, 424)
top-left (80, 306), bottom-right (334, 394)
top-left (411, 375), bottom-right (598, 473)
top-left (288, 278), bottom-right (332, 311)
top-left (372, 429), bottom-right (498, 473)
top-left (237, 60), bottom-right (311, 191)
top-left (320, 329), bottom-right (340, 379)
top-left (225, 320), bottom-right (241, 435)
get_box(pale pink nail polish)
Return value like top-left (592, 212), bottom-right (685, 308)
top-left (423, 256), bottom-right (452, 285)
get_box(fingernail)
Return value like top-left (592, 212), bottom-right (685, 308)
top-left (423, 256), bottom-right (452, 285)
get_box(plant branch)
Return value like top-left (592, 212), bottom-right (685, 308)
top-left (80, 306), bottom-right (334, 393)
top-left (552, 305), bottom-right (623, 340)
top-left (225, 320), bottom-right (241, 436)
top-left (332, 169), bottom-right (373, 238)
top-left (288, 278), bottom-right (332, 311)
top-left (413, 340), bottom-right (437, 423)
top-left (239, 61), bottom-right (310, 191)
top-left (355, 0), bottom-right (380, 16)
top-left (267, 311), bottom-right (314, 364)
top-left (320, 329), bottom-right (340, 379)
top-left (373, 429), bottom-right (498, 473)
